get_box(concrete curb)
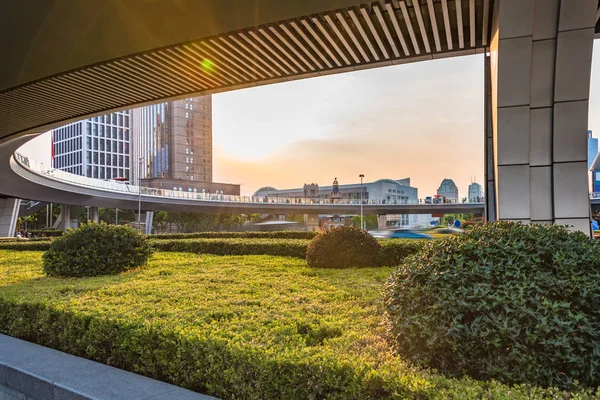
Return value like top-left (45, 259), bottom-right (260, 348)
top-left (0, 334), bottom-right (217, 400)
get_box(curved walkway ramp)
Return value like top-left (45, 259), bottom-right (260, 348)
top-left (0, 334), bottom-right (216, 400)
top-left (8, 150), bottom-right (485, 216)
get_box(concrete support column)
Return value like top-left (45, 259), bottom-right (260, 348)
top-left (304, 214), bottom-right (319, 231)
top-left (60, 204), bottom-right (71, 232)
top-left (377, 215), bottom-right (387, 230)
top-left (144, 211), bottom-right (154, 235)
top-left (490, 0), bottom-right (596, 233)
top-left (0, 198), bottom-right (21, 237)
top-left (90, 207), bottom-right (99, 223)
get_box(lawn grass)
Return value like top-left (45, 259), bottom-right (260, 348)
top-left (0, 250), bottom-right (597, 399)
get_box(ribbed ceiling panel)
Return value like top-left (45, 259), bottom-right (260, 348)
top-left (0, 0), bottom-right (494, 139)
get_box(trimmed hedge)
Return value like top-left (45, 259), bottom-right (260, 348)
top-left (151, 231), bottom-right (317, 240)
top-left (0, 237), bottom-right (52, 243)
top-left (0, 236), bottom-right (425, 266)
top-left (384, 222), bottom-right (600, 388)
top-left (28, 229), bottom-right (63, 237)
top-left (43, 223), bottom-right (152, 277)
top-left (380, 239), bottom-right (425, 267)
top-left (0, 239), bottom-right (53, 251)
top-left (151, 238), bottom-right (309, 259)
top-left (306, 226), bottom-right (382, 268)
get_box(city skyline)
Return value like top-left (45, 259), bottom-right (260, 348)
top-left (20, 42), bottom-right (600, 198)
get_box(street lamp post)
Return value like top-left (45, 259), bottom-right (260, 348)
top-left (137, 157), bottom-right (144, 231)
top-left (359, 174), bottom-right (364, 230)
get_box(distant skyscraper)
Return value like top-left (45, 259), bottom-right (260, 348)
top-left (132, 95), bottom-right (239, 195)
top-left (51, 111), bottom-right (132, 180)
top-left (437, 178), bottom-right (459, 200)
top-left (588, 130), bottom-right (597, 170)
top-left (468, 181), bottom-right (483, 201)
top-left (51, 96), bottom-right (238, 195)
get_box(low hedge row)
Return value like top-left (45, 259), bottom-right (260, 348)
top-left (380, 239), bottom-right (426, 266)
top-left (28, 229), bottom-right (63, 237)
top-left (151, 238), bottom-right (309, 259)
top-left (151, 230), bottom-right (318, 240)
top-left (0, 240), bottom-right (53, 251)
top-left (0, 237), bottom-right (52, 243)
top-left (0, 237), bottom-right (425, 266)
top-left (0, 298), bottom-right (595, 399)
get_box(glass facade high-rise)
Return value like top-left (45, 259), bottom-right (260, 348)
top-left (134, 102), bottom-right (170, 180)
top-left (133, 96), bottom-right (212, 186)
top-left (51, 111), bottom-right (132, 180)
top-left (51, 95), bottom-right (238, 195)
top-left (132, 95), bottom-right (238, 194)
top-left (468, 182), bottom-right (483, 201)
top-left (437, 178), bottom-right (459, 200)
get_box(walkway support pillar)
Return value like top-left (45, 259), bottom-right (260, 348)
top-left (304, 214), bottom-right (319, 231)
top-left (490, 0), bottom-right (596, 234)
top-left (377, 215), bottom-right (387, 230)
top-left (60, 204), bottom-right (71, 232)
top-left (0, 198), bottom-right (21, 237)
top-left (90, 207), bottom-right (99, 223)
top-left (144, 211), bottom-right (154, 235)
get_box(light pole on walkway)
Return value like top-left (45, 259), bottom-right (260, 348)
top-left (359, 174), bottom-right (364, 230)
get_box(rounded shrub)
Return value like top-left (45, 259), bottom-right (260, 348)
top-left (384, 221), bottom-right (600, 388)
top-left (306, 225), bottom-right (381, 268)
top-left (43, 222), bottom-right (152, 277)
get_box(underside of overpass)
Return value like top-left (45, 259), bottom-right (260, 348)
top-left (1, 0), bottom-right (493, 139)
top-left (1, 0), bottom-right (600, 235)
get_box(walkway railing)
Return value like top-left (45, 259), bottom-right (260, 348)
top-left (14, 152), bottom-right (485, 207)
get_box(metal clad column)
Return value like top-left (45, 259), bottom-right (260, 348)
top-left (0, 198), bottom-right (21, 237)
top-left (484, 54), bottom-right (496, 222)
top-left (489, 0), bottom-right (596, 234)
top-left (551, 1), bottom-right (596, 233)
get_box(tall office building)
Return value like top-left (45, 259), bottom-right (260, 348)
top-left (437, 178), bottom-right (459, 200)
top-left (51, 111), bottom-right (132, 180)
top-left (468, 181), bottom-right (483, 201)
top-left (51, 96), bottom-right (238, 195)
top-left (132, 95), bottom-right (239, 195)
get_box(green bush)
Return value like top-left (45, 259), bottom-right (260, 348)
top-left (152, 231), bottom-right (317, 240)
top-left (306, 226), bottom-right (382, 268)
top-left (42, 223), bottom-right (152, 277)
top-left (151, 238), bottom-right (308, 259)
top-left (379, 240), bottom-right (425, 266)
top-left (384, 222), bottom-right (600, 388)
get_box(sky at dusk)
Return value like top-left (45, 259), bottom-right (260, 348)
top-left (20, 41), bottom-right (600, 198)
top-left (212, 53), bottom-right (483, 197)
